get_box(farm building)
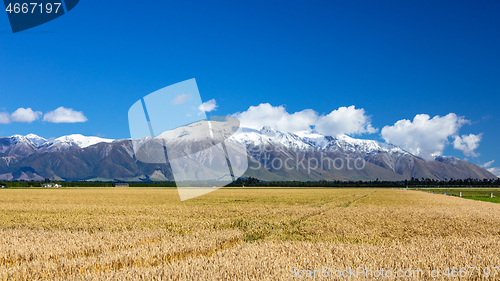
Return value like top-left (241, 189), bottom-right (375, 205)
top-left (42, 183), bottom-right (62, 188)
top-left (115, 183), bottom-right (129, 187)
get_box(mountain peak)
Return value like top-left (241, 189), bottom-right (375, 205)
top-left (25, 133), bottom-right (42, 138)
top-left (54, 134), bottom-right (114, 148)
top-left (260, 126), bottom-right (275, 132)
top-left (10, 134), bottom-right (25, 139)
top-left (8, 135), bottom-right (32, 145)
top-left (25, 134), bottom-right (47, 147)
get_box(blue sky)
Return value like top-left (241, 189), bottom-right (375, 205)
top-left (0, 1), bottom-right (499, 172)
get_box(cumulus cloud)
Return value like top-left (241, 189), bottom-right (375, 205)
top-left (11, 108), bottom-right (42, 123)
top-left (43, 107), bottom-right (88, 123)
top-left (315, 106), bottom-right (377, 136)
top-left (487, 167), bottom-right (500, 177)
top-left (381, 113), bottom-right (469, 160)
top-left (171, 94), bottom-right (192, 105)
top-left (198, 99), bottom-right (218, 113)
top-left (453, 133), bottom-right (482, 157)
top-left (234, 103), bottom-right (316, 133)
top-left (480, 160), bottom-right (500, 177)
top-left (0, 112), bottom-right (11, 124)
top-left (487, 168), bottom-right (500, 177)
top-left (482, 160), bottom-right (495, 168)
top-left (233, 103), bottom-right (375, 136)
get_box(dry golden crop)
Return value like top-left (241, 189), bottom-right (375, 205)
top-left (0, 187), bottom-right (499, 280)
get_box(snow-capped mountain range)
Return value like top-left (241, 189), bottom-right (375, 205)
top-left (1, 127), bottom-right (407, 157)
top-left (233, 126), bottom-right (408, 155)
top-left (0, 126), bottom-right (495, 182)
top-left (0, 134), bottom-right (114, 156)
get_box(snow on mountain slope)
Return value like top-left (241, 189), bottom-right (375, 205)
top-left (0, 135), bottom-right (38, 156)
top-left (0, 128), bottom-right (413, 158)
top-left (53, 134), bottom-right (114, 148)
top-left (334, 135), bottom-right (408, 155)
top-left (7, 135), bottom-right (34, 145)
top-left (231, 126), bottom-right (312, 150)
top-left (156, 121), bottom-right (214, 142)
top-left (232, 126), bottom-right (410, 155)
top-left (25, 134), bottom-right (48, 146)
top-left (1, 134), bottom-right (114, 153)
top-left (151, 123), bottom-right (410, 159)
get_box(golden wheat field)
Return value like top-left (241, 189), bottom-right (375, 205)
top-left (1, 187), bottom-right (500, 280)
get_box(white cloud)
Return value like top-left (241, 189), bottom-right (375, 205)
top-left (381, 113), bottom-right (469, 160)
top-left (480, 160), bottom-right (500, 177)
top-left (234, 103), bottom-right (375, 136)
top-left (43, 107), bottom-right (88, 123)
top-left (488, 168), bottom-right (500, 177)
top-left (11, 108), bottom-right (42, 123)
top-left (0, 112), bottom-right (11, 124)
top-left (453, 133), bottom-right (482, 157)
top-left (315, 106), bottom-right (377, 136)
top-left (172, 94), bottom-right (192, 105)
top-left (234, 103), bottom-right (317, 133)
top-left (481, 160), bottom-right (495, 168)
top-left (198, 99), bottom-right (218, 113)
